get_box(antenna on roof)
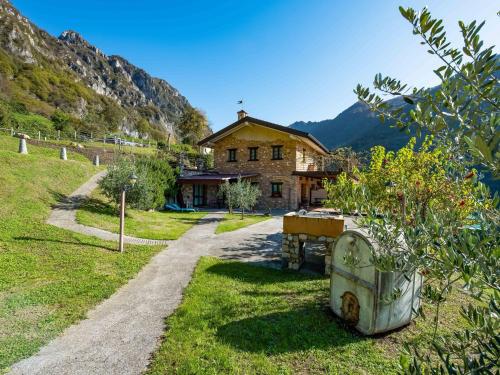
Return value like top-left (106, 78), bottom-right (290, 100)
top-left (237, 99), bottom-right (243, 109)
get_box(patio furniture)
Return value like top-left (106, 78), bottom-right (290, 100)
top-left (164, 203), bottom-right (198, 212)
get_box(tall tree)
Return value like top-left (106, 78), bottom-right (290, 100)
top-left (177, 107), bottom-right (211, 146)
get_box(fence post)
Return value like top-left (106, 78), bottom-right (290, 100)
top-left (57, 130), bottom-right (60, 140)
top-left (90, 132), bottom-right (93, 141)
top-left (10, 128), bottom-right (14, 136)
top-left (38, 131), bottom-right (41, 141)
top-left (74, 131), bottom-right (77, 140)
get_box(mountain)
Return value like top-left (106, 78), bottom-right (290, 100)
top-left (0, 0), bottom-right (191, 138)
top-left (290, 96), bottom-right (417, 152)
top-left (290, 93), bottom-right (499, 193)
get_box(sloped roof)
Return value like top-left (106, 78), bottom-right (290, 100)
top-left (198, 116), bottom-right (329, 154)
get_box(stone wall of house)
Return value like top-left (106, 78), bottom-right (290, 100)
top-left (211, 124), bottom-right (324, 210)
top-left (295, 143), bottom-right (323, 172)
top-left (281, 233), bottom-right (335, 274)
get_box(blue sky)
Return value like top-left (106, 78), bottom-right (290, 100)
top-left (11, 0), bottom-right (500, 131)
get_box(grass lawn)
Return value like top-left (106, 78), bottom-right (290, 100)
top-left (215, 213), bottom-right (271, 234)
top-left (0, 135), bottom-right (163, 371)
top-left (76, 190), bottom-right (207, 240)
top-left (147, 257), bottom-right (472, 374)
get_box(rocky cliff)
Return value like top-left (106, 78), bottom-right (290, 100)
top-left (0, 0), bottom-right (190, 137)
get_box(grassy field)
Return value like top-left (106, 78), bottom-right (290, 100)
top-left (76, 190), bottom-right (207, 240)
top-left (147, 257), bottom-right (471, 374)
top-left (0, 135), bottom-right (162, 371)
top-left (215, 213), bottom-right (271, 234)
top-left (30, 138), bottom-right (158, 156)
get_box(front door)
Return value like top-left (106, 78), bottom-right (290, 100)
top-left (193, 184), bottom-right (207, 207)
top-left (301, 183), bottom-right (307, 202)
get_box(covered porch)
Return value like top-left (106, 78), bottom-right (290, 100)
top-left (177, 172), bottom-right (260, 208)
top-left (292, 170), bottom-right (340, 209)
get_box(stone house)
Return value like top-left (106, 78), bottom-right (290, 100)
top-left (177, 111), bottom-right (338, 210)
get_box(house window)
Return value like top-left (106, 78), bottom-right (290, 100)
top-left (227, 148), bottom-right (237, 162)
top-left (302, 148), bottom-right (306, 163)
top-left (248, 147), bottom-right (258, 161)
top-left (271, 182), bottom-right (283, 198)
top-left (272, 145), bottom-right (283, 160)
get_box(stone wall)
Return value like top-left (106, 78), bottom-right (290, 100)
top-left (281, 232), bottom-right (335, 274)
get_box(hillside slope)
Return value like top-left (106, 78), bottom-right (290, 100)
top-left (0, 135), bottom-right (161, 370)
top-left (0, 0), bottom-right (190, 138)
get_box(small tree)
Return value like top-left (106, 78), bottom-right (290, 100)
top-left (348, 6), bottom-right (498, 373)
top-left (233, 177), bottom-right (261, 219)
top-left (218, 180), bottom-right (237, 214)
top-left (99, 157), bottom-right (153, 210)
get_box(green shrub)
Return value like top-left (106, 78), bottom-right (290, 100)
top-left (0, 101), bottom-right (12, 127)
top-left (11, 112), bottom-right (54, 135)
top-left (136, 156), bottom-right (178, 208)
top-left (169, 143), bottom-right (198, 156)
top-left (99, 156), bottom-right (178, 210)
top-left (51, 109), bottom-right (71, 132)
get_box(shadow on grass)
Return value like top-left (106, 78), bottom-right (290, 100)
top-left (48, 189), bottom-right (116, 216)
top-left (216, 307), bottom-right (367, 354)
top-left (14, 236), bottom-right (117, 252)
top-left (205, 261), bottom-right (323, 284)
top-left (77, 197), bottom-right (116, 216)
top-left (203, 261), bottom-right (372, 353)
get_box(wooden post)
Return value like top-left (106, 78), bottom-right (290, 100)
top-left (57, 130), bottom-right (60, 140)
top-left (74, 131), bottom-right (77, 140)
top-left (38, 131), bottom-right (41, 140)
top-left (119, 189), bottom-right (126, 253)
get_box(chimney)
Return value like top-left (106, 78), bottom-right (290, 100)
top-left (237, 110), bottom-right (248, 120)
